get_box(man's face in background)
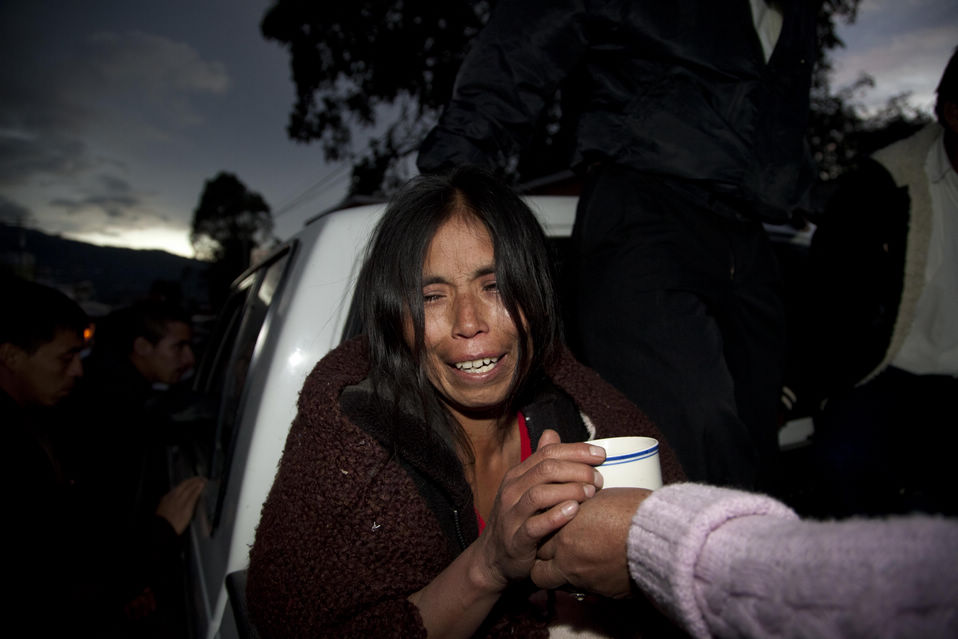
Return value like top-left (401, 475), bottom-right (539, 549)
top-left (2, 329), bottom-right (84, 406)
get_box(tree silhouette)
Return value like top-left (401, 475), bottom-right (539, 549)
top-left (263, 0), bottom-right (927, 196)
top-left (191, 172), bottom-right (273, 306)
top-left (261, 0), bottom-right (494, 196)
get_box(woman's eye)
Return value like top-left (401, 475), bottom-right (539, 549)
top-left (423, 293), bottom-right (442, 303)
top-left (484, 281), bottom-right (499, 293)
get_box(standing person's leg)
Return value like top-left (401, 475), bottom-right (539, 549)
top-left (571, 167), bottom-right (759, 487)
top-left (714, 218), bottom-right (787, 493)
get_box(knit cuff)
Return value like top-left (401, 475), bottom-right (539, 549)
top-left (626, 483), bottom-right (797, 639)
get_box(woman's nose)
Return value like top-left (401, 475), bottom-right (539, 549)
top-left (451, 294), bottom-right (488, 338)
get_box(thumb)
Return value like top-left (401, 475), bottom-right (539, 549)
top-left (531, 558), bottom-right (568, 591)
top-left (536, 428), bottom-right (561, 451)
top-left (537, 535), bottom-right (557, 561)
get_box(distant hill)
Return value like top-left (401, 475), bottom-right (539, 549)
top-left (1, 224), bottom-right (211, 314)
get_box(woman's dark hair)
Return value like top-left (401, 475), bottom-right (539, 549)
top-left (356, 165), bottom-right (562, 457)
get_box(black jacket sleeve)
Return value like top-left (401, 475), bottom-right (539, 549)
top-left (417, 0), bottom-right (589, 174)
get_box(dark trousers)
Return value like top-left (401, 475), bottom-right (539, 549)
top-left (814, 366), bottom-right (958, 517)
top-left (570, 165), bottom-right (786, 489)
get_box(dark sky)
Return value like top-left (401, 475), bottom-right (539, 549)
top-left (1, 0), bottom-right (955, 257)
top-left (830, 0), bottom-right (957, 113)
top-left (0, 0), bottom-right (349, 256)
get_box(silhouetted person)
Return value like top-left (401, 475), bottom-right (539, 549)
top-left (418, 1), bottom-right (821, 491)
top-left (807, 48), bottom-right (958, 517)
top-left (65, 299), bottom-right (204, 637)
top-left (1, 277), bottom-right (90, 636)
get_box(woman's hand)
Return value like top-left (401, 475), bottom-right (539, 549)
top-left (473, 429), bottom-right (607, 591)
top-left (408, 429), bottom-right (605, 638)
top-left (532, 487), bottom-right (652, 598)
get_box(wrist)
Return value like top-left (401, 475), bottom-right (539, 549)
top-left (468, 537), bottom-right (509, 595)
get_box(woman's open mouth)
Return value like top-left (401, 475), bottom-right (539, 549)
top-left (453, 355), bottom-right (501, 374)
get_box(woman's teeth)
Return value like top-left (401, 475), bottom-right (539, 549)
top-left (454, 356), bottom-right (499, 374)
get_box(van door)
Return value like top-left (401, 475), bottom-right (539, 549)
top-left (171, 245), bottom-right (293, 639)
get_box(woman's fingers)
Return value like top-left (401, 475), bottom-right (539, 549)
top-left (517, 476), bottom-right (597, 515)
top-left (537, 428), bottom-right (561, 449)
top-left (478, 430), bottom-right (608, 586)
top-left (496, 429), bottom-right (607, 541)
top-left (482, 498), bottom-right (582, 585)
top-left (499, 454), bottom-right (605, 514)
top-left (532, 488), bottom-right (652, 598)
top-left (531, 556), bottom-right (567, 590)
top-left (500, 428), bottom-right (606, 501)
top-left (514, 499), bottom-right (581, 544)
top-left (533, 429), bottom-right (607, 466)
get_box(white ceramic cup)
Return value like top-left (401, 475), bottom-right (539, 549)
top-left (591, 436), bottom-right (662, 490)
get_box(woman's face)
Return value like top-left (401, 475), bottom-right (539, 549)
top-left (408, 212), bottom-right (523, 418)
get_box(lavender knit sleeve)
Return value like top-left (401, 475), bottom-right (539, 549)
top-left (627, 483), bottom-right (958, 639)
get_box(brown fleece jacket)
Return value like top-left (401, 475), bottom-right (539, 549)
top-left (247, 337), bottom-right (685, 638)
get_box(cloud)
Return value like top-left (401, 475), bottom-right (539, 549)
top-left (50, 194), bottom-right (139, 220)
top-left (833, 25), bottom-right (955, 112)
top-left (0, 23), bottom-right (229, 251)
top-left (0, 37), bottom-right (96, 186)
top-left (76, 31), bottom-right (231, 128)
top-left (48, 171), bottom-right (142, 221)
top-left (88, 31), bottom-right (230, 94)
top-left (0, 28), bottom-right (231, 186)
top-left (831, 0), bottom-right (957, 113)
top-left (0, 130), bottom-right (92, 186)
top-left (98, 173), bottom-right (134, 195)
top-left (856, 0), bottom-right (910, 18)
top-left (0, 194), bottom-right (32, 226)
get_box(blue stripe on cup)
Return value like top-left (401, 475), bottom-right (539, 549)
top-left (601, 444), bottom-right (659, 466)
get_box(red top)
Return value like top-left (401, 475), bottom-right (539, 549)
top-left (476, 412), bottom-right (531, 534)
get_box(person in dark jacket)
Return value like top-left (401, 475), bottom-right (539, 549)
top-left (805, 48), bottom-right (958, 517)
top-left (248, 167), bottom-right (685, 638)
top-left (1, 278), bottom-right (90, 636)
top-left (65, 299), bottom-right (204, 636)
top-left (418, 0), bottom-right (821, 491)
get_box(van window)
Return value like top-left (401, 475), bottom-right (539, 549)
top-left (186, 246), bottom-right (292, 529)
